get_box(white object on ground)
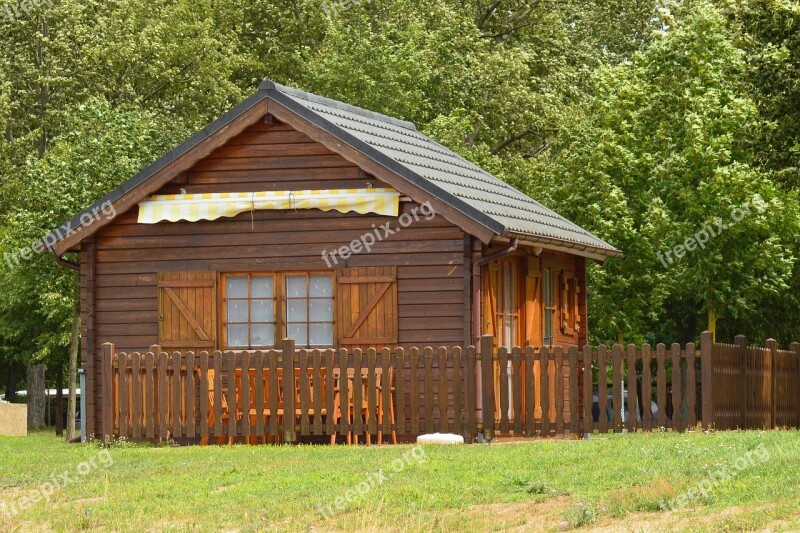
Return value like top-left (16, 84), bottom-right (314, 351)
top-left (417, 433), bottom-right (464, 445)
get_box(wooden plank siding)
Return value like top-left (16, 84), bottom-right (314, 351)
top-left (83, 120), bottom-right (469, 437)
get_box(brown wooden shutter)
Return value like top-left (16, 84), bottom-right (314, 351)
top-left (482, 262), bottom-right (499, 343)
top-left (158, 272), bottom-right (217, 352)
top-left (335, 266), bottom-right (398, 349)
top-left (524, 256), bottom-right (543, 347)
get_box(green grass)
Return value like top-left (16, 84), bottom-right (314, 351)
top-left (0, 430), bottom-right (799, 531)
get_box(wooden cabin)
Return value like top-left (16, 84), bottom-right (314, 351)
top-left (45, 81), bottom-right (619, 441)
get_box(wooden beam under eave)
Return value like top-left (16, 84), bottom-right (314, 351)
top-left (266, 98), bottom-right (496, 244)
top-left (51, 100), bottom-right (270, 256)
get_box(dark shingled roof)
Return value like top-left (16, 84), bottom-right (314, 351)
top-left (45, 81), bottom-right (619, 258)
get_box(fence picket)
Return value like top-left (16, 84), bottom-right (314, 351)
top-left (145, 350), bottom-right (155, 439)
top-left (499, 347), bottom-right (510, 434)
top-left (554, 346), bottom-right (564, 435)
top-left (480, 336), bottom-right (495, 440)
top-left (568, 347), bottom-right (578, 435)
top-left (119, 352), bottom-right (129, 439)
top-left (525, 347), bottom-right (536, 436)
top-left (671, 343), bottom-right (682, 432)
top-left (185, 352), bottom-right (196, 439)
top-left (452, 347), bottom-right (463, 436)
top-left (240, 352), bottom-right (250, 439)
top-left (381, 348), bottom-right (392, 440)
top-left (311, 350), bottom-right (322, 436)
top-left (582, 346), bottom-right (592, 434)
top-left (410, 347), bottom-right (421, 435)
top-left (612, 344), bottom-right (622, 433)
top-left (324, 349), bottom-right (335, 437)
top-left (512, 347), bottom-right (523, 435)
top-left (268, 350), bottom-right (279, 437)
top-left (687, 342), bottom-right (697, 428)
top-left (299, 349), bottom-right (310, 436)
top-left (438, 347), bottom-right (449, 434)
top-left (226, 351), bottom-right (236, 441)
top-left (200, 351), bottom-right (209, 440)
top-left (539, 346), bottom-right (550, 437)
top-left (423, 347), bottom-right (434, 434)
top-left (212, 351), bottom-right (222, 439)
top-left (352, 349), bottom-right (364, 437)
top-left (395, 348), bottom-right (406, 436)
top-left (282, 340), bottom-right (296, 443)
top-left (159, 351), bottom-right (169, 440)
top-left (626, 345), bottom-right (637, 433)
top-left (598, 345), bottom-right (608, 433)
top-left (338, 349), bottom-right (350, 438)
top-left (170, 352), bottom-right (182, 438)
top-left (465, 346), bottom-right (477, 441)
top-left (656, 344), bottom-right (667, 428)
top-left (254, 351), bottom-right (264, 439)
top-left (642, 344), bottom-right (652, 431)
top-left (367, 348), bottom-right (378, 438)
top-left (131, 353), bottom-right (142, 440)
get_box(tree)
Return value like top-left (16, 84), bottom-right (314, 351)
top-left (527, 2), bottom-right (799, 344)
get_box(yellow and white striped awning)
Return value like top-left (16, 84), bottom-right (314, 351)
top-left (137, 188), bottom-right (400, 224)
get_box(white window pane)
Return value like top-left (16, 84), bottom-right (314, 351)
top-left (287, 324), bottom-right (308, 346)
top-left (309, 323), bottom-right (333, 346)
top-left (227, 300), bottom-right (248, 323)
top-left (228, 325), bottom-right (248, 347)
top-left (251, 299), bottom-right (274, 323)
top-left (309, 275), bottom-right (332, 297)
top-left (251, 276), bottom-right (273, 298)
top-left (309, 299), bottom-right (333, 321)
top-left (286, 299), bottom-right (307, 322)
top-left (286, 276), bottom-right (307, 298)
top-left (227, 277), bottom-right (248, 298)
top-left (251, 324), bottom-right (274, 347)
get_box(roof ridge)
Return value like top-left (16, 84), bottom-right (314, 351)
top-left (260, 80), bottom-right (418, 132)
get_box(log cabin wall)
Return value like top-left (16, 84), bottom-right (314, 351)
top-left (80, 119), bottom-right (468, 438)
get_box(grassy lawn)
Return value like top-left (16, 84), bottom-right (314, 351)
top-left (0, 430), bottom-right (798, 532)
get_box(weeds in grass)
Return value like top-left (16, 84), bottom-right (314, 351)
top-left (561, 501), bottom-right (603, 529)
top-left (503, 474), bottom-right (559, 496)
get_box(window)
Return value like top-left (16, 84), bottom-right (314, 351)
top-left (284, 273), bottom-right (334, 347)
top-left (543, 268), bottom-right (555, 346)
top-left (222, 272), bottom-right (334, 349)
top-left (224, 275), bottom-right (276, 349)
top-left (495, 261), bottom-right (520, 349)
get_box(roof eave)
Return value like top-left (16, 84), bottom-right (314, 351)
top-left (504, 231), bottom-right (621, 262)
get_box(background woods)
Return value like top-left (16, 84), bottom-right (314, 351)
top-left (1, 0), bottom-right (799, 428)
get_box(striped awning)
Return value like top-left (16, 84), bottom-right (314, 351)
top-left (137, 188), bottom-right (400, 224)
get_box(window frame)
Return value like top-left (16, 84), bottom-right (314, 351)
top-left (220, 271), bottom-right (335, 350)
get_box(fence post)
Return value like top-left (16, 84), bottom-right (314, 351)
top-left (101, 342), bottom-right (115, 442)
top-left (700, 331), bottom-right (713, 430)
top-left (480, 335), bottom-right (495, 441)
top-left (282, 338), bottom-right (296, 443)
top-left (765, 338), bottom-right (778, 429)
top-left (735, 335), bottom-right (748, 429)
top-left (792, 342), bottom-right (800, 429)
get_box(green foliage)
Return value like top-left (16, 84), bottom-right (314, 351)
top-left (1, 0), bottom-right (799, 369)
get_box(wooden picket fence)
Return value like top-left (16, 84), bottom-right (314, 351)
top-left (100, 332), bottom-right (800, 443)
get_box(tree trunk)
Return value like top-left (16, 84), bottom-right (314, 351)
top-left (5, 363), bottom-right (19, 402)
top-left (707, 303), bottom-right (716, 342)
top-left (66, 305), bottom-right (80, 441)
top-left (55, 363), bottom-right (64, 436)
top-left (26, 363), bottom-right (46, 430)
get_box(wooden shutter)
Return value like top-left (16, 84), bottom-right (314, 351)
top-left (482, 262), bottom-right (500, 343)
top-left (158, 272), bottom-right (217, 352)
top-left (335, 266), bottom-right (398, 348)
top-left (525, 256), bottom-right (543, 347)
